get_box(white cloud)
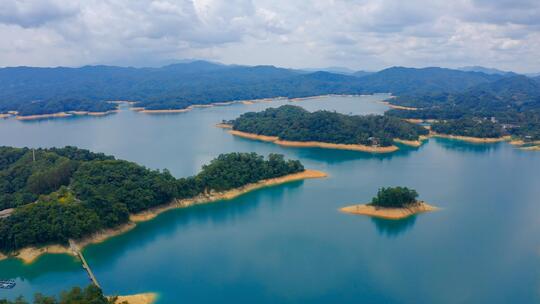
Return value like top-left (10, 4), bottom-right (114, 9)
top-left (0, 0), bottom-right (539, 72)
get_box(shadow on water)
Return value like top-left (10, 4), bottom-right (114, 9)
top-left (85, 181), bottom-right (304, 267)
top-left (371, 216), bottom-right (417, 238)
top-left (0, 254), bottom-right (81, 281)
top-left (230, 136), bottom-right (423, 165)
top-left (434, 138), bottom-right (503, 154)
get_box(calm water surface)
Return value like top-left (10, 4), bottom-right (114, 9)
top-left (1, 95), bottom-right (540, 303)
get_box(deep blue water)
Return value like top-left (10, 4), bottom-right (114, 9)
top-left (1, 94), bottom-right (540, 303)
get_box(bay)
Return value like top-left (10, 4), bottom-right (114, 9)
top-left (1, 94), bottom-right (539, 303)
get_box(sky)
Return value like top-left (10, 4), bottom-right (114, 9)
top-left (0, 0), bottom-right (539, 72)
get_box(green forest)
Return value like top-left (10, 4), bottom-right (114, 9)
top-left (0, 147), bottom-right (304, 252)
top-left (387, 76), bottom-right (540, 141)
top-left (229, 105), bottom-right (429, 147)
top-left (16, 99), bottom-right (117, 116)
top-left (431, 118), bottom-right (506, 138)
top-left (370, 187), bottom-right (419, 208)
top-left (0, 285), bottom-right (117, 304)
top-left (0, 62), bottom-right (510, 116)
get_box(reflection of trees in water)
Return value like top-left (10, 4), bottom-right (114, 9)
top-left (0, 254), bottom-right (81, 281)
top-left (434, 138), bottom-right (502, 154)
top-left (371, 216), bottom-right (417, 237)
top-left (85, 181), bottom-right (304, 267)
top-left (286, 144), bottom-right (418, 165)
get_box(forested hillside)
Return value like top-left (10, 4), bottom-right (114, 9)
top-left (431, 118), bottom-right (506, 138)
top-left (0, 61), bottom-right (513, 115)
top-left (0, 61), bottom-right (365, 114)
top-left (387, 76), bottom-right (540, 140)
top-left (356, 67), bottom-right (501, 96)
top-left (0, 147), bottom-right (304, 252)
top-left (229, 105), bottom-right (428, 147)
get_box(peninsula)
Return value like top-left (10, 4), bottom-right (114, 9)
top-left (0, 147), bottom-right (325, 262)
top-left (430, 118), bottom-right (511, 143)
top-left (220, 105), bottom-right (429, 153)
top-left (340, 187), bottom-right (437, 219)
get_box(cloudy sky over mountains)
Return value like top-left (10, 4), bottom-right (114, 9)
top-left (0, 0), bottom-right (539, 72)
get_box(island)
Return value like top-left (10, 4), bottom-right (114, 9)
top-left (219, 105), bottom-right (430, 153)
top-left (12, 99), bottom-right (119, 120)
top-left (340, 187), bottom-right (437, 219)
top-left (0, 147), bottom-right (326, 262)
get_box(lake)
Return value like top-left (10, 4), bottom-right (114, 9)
top-left (1, 94), bottom-right (540, 303)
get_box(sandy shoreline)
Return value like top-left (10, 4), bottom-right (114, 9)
top-left (113, 292), bottom-right (157, 304)
top-left (509, 139), bottom-right (540, 151)
top-left (394, 136), bottom-right (429, 147)
top-left (404, 118), bottom-right (424, 124)
top-left (340, 202), bottom-right (437, 220)
top-left (215, 123), bottom-right (233, 129)
top-left (134, 94), bottom-right (377, 114)
top-left (431, 132), bottom-right (511, 143)
top-left (520, 145), bottom-right (540, 151)
top-left (129, 169), bottom-right (327, 222)
top-left (379, 101), bottom-right (418, 111)
top-left (275, 139), bottom-right (399, 153)
top-left (15, 110), bottom-right (117, 121)
top-left (134, 97), bottom-right (286, 114)
top-left (0, 170), bottom-right (326, 263)
top-left (16, 112), bottom-right (72, 120)
top-left (224, 127), bottom-right (399, 153)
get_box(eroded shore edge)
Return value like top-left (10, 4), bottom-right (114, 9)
top-left (219, 124), bottom-right (421, 153)
top-left (14, 110), bottom-right (119, 121)
top-left (430, 132), bottom-right (511, 143)
top-left (112, 292), bottom-right (158, 304)
top-left (0, 169), bottom-right (327, 264)
top-left (339, 202), bottom-right (438, 220)
top-left (4, 94), bottom-right (377, 120)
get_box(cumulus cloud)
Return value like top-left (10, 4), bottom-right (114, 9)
top-left (0, 0), bottom-right (538, 72)
top-left (0, 0), bottom-right (78, 28)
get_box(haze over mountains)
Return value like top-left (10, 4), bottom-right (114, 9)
top-left (0, 60), bottom-right (538, 116)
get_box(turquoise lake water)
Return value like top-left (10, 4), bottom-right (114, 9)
top-left (1, 94), bottom-right (540, 303)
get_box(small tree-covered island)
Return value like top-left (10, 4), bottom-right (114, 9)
top-left (0, 146), bottom-right (326, 263)
top-left (340, 187), bottom-right (437, 219)
top-left (218, 105), bottom-right (430, 153)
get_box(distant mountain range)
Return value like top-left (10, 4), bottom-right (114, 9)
top-left (300, 66), bottom-right (357, 75)
top-left (0, 60), bottom-right (537, 116)
top-left (458, 66), bottom-right (517, 76)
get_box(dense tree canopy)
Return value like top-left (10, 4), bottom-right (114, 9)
top-left (0, 285), bottom-right (117, 304)
top-left (387, 76), bottom-right (540, 141)
top-left (16, 99), bottom-right (117, 116)
top-left (0, 147), bottom-right (305, 252)
top-left (0, 147), bottom-right (112, 210)
top-left (431, 118), bottom-right (506, 138)
top-left (0, 62), bottom-right (507, 115)
top-left (370, 187), bottom-right (419, 208)
top-left (230, 105), bottom-right (429, 147)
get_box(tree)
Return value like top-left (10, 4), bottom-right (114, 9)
top-left (370, 187), bottom-right (419, 208)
